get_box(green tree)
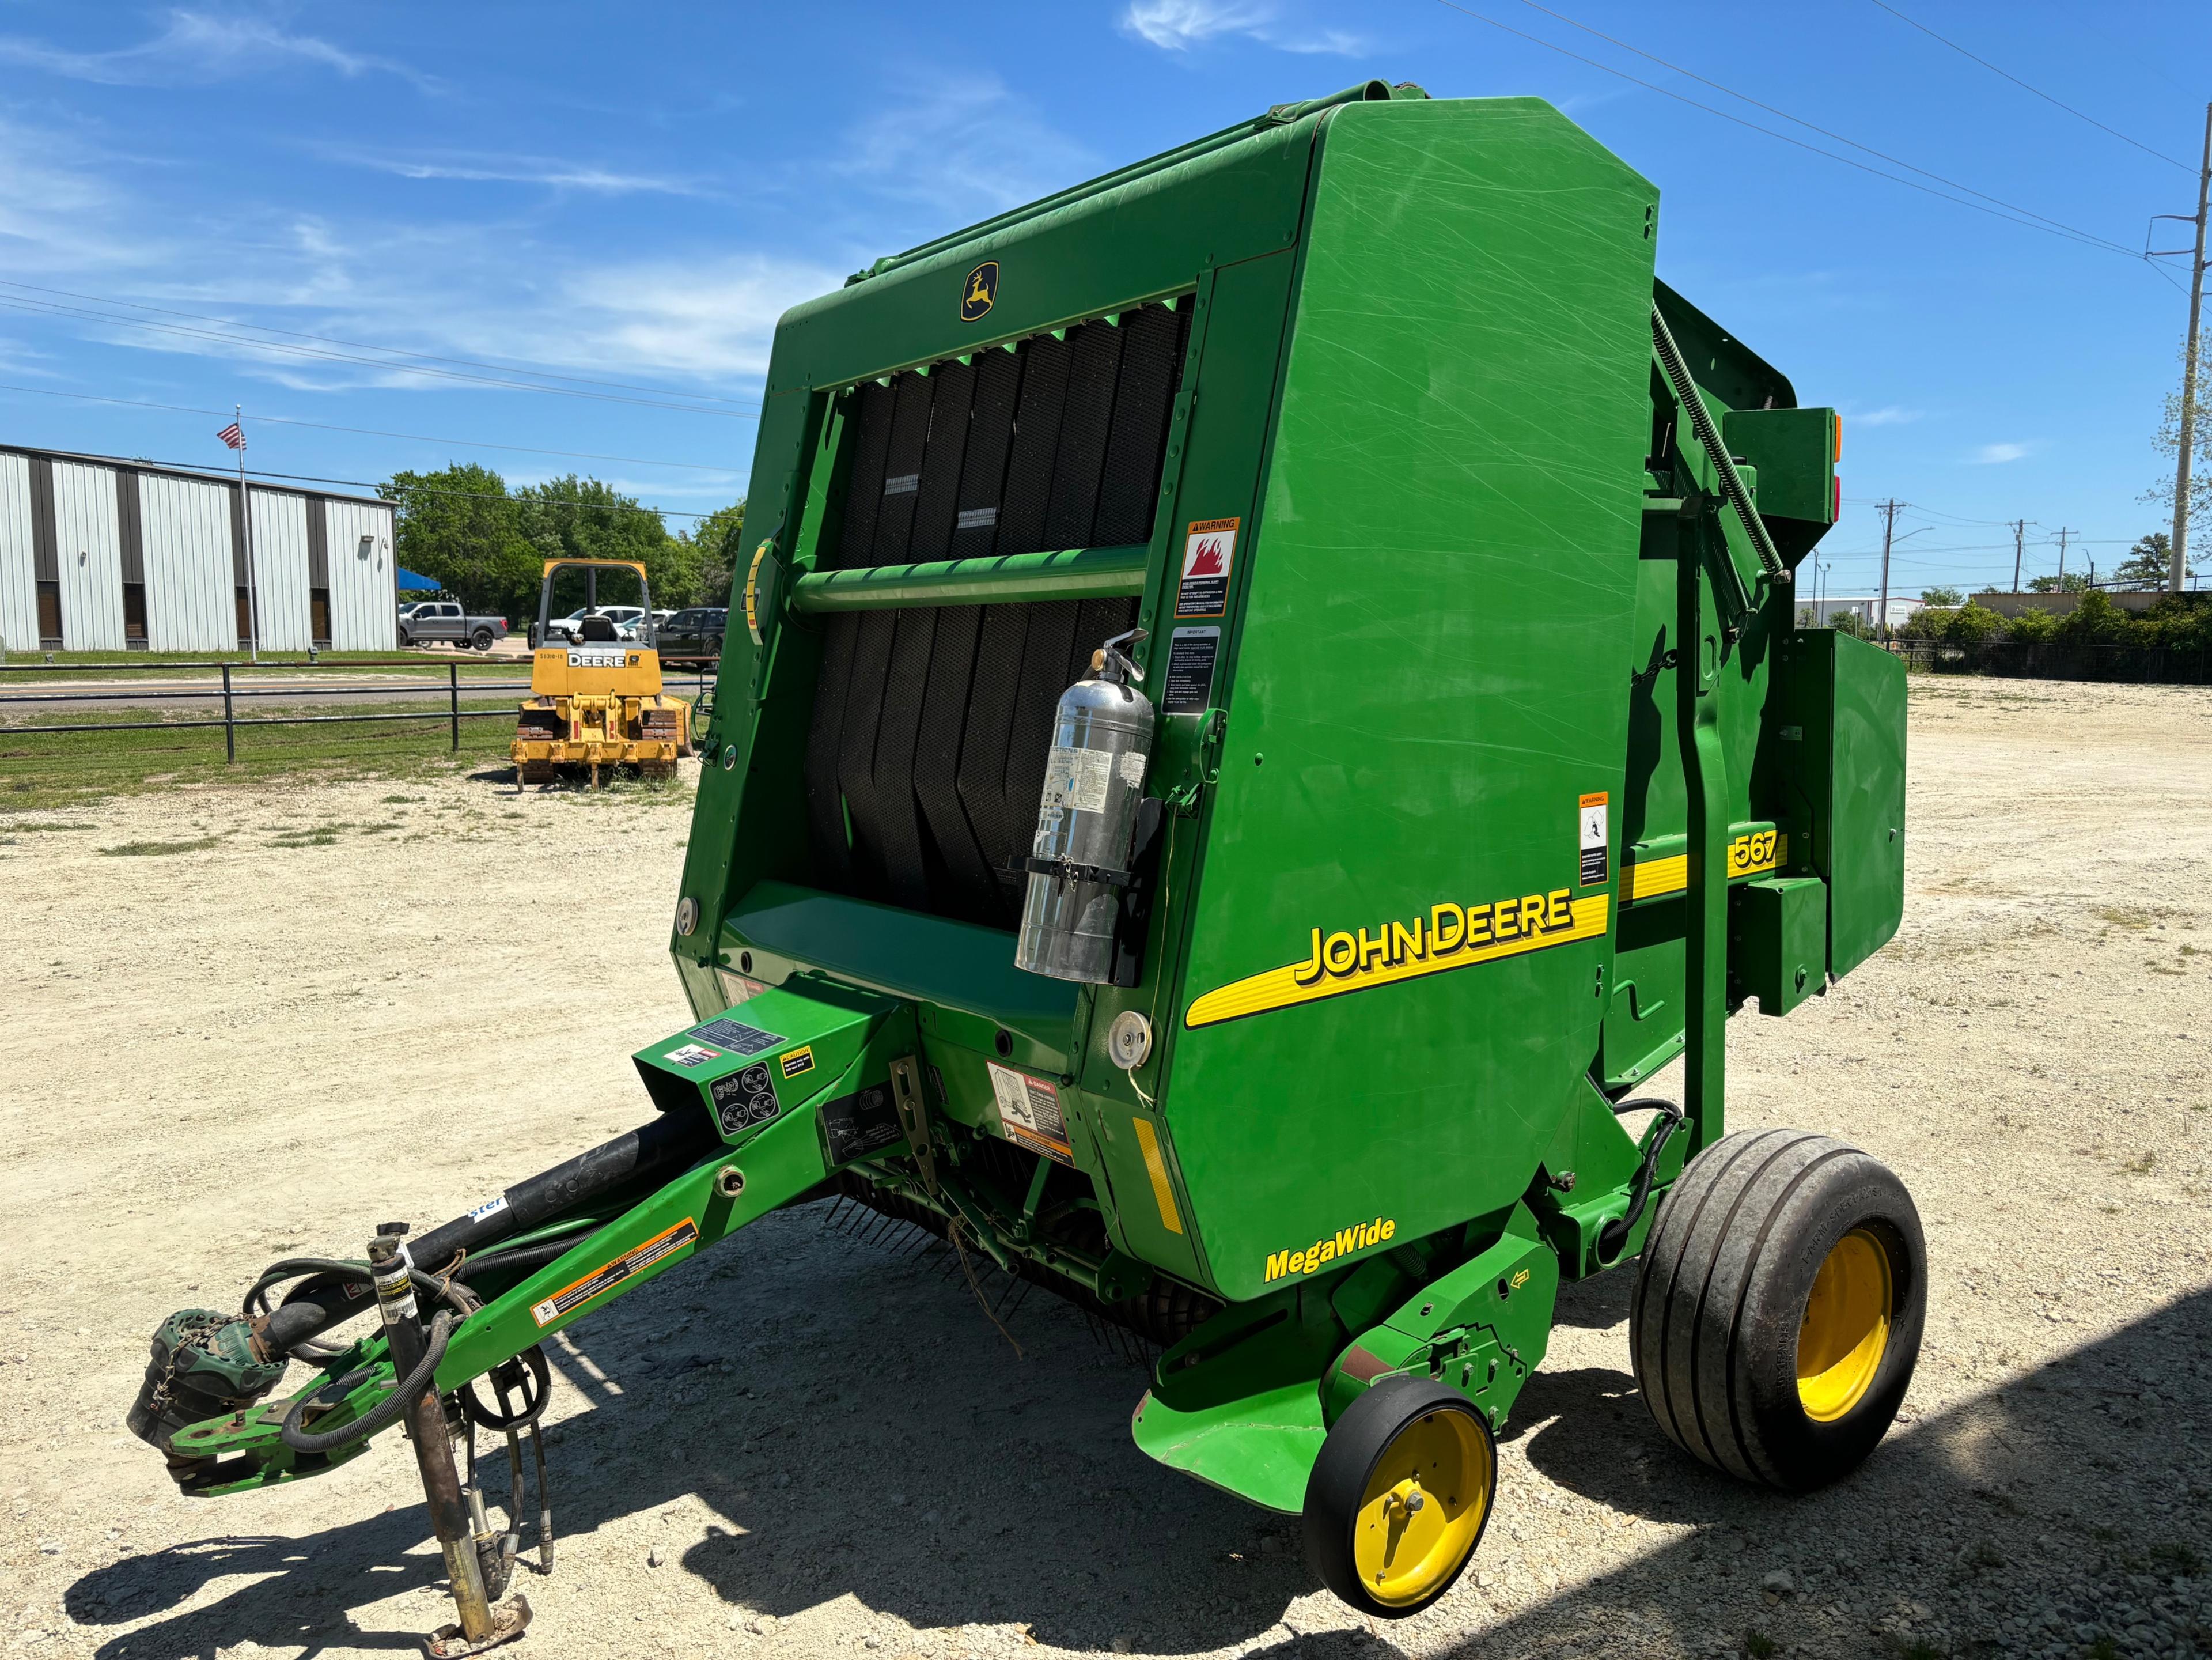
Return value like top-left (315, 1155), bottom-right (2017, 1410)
top-left (2055, 588), bottom-right (2135, 644)
top-left (380, 464), bottom-right (537, 621)
top-left (2111, 532), bottom-right (2195, 590)
top-left (1919, 585), bottom-right (1964, 607)
top-left (1829, 610), bottom-right (1872, 640)
top-left (513, 475), bottom-right (669, 611)
top-left (2026, 570), bottom-right (2090, 593)
top-left (2145, 336), bottom-right (2212, 552)
top-left (1940, 601), bottom-right (2006, 643)
top-left (2005, 606), bottom-right (2058, 642)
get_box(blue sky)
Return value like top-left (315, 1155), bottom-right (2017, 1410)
top-left (0, 2), bottom-right (2205, 597)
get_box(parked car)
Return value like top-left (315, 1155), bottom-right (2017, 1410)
top-left (396, 601), bottom-right (509, 650)
top-left (656, 607), bottom-right (728, 666)
top-left (532, 605), bottom-right (647, 648)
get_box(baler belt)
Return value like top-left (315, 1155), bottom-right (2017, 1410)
top-left (802, 300), bottom-right (1185, 928)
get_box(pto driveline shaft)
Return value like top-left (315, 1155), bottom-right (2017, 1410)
top-left (409, 1110), bottom-right (715, 1272)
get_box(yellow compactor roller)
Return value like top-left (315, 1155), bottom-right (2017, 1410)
top-left (512, 558), bottom-right (692, 786)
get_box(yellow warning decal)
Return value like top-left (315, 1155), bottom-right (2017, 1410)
top-left (1186, 888), bottom-right (1609, 1028)
top-left (779, 1046), bottom-right (815, 1080)
top-left (1131, 1117), bottom-right (1184, 1236)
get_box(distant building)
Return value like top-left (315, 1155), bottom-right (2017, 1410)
top-left (0, 444), bottom-right (396, 653)
top-left (1794, 595), bottom-right (1922, 629)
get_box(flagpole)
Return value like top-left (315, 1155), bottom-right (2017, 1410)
top-left (237, 404), bottom-right (260, 664)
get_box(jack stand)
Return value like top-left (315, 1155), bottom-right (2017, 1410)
top-left (368, 1229), bottom-right (533, 1658)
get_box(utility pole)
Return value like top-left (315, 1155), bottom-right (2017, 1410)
top-left (2056, 527), bottom-right (2076, 589)
top-left (2010, 519), bottom-right (2027, 593)
top-left (1876, 498), bottom-right (1900, 640)
top-left (2169, 105), bottom-right (2211, 593)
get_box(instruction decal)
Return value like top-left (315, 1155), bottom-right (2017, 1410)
top-left (1162, 626), bottom-right (1220, 714)
top-left (664, 1043), bottom-right (722, 1069)
top-left (690, 1017), bottom-right (785, 1056)
top-left (820, 1081), bottom-right (903, 1165)
top-left (710, 1062), bottom-right (781, 1135)
top-left (987, 1062), bottom-right (1074, 1166)
top-left (1043, 745), bottom-right (1115, 815)
top-left (529, 1217), bottom-right (700, 1328)
top-left (1579, 792), bottom-right (1609, 887)
top-left (1176, 518), bottom-right (1238, 618)
top-left (778, 1045), bottom-right (815, 1080)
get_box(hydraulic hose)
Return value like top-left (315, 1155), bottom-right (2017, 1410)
top-left (279, 1309), bottom-right (454, 1454)
top-left (1597, 1097), bottom-right (1685, 1264)
top-left (246, 1256), bottom-right (470, 1362)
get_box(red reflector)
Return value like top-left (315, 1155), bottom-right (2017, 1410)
top-left (1832, 476), bottom-right (1840, 522)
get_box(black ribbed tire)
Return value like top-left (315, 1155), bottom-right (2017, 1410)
top-left (1630, 1128), bottom-right (1926, 1492)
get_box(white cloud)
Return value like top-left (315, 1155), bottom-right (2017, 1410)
top-left (1123, 0), bottom-right (1274, 49)
top-left (836, 72), bottom-right (1097, 221)
top-left (0, 9), bottom-right (431, 91)
top-left (1971, 441), bottom-right (2031, 464)
top-left (320, 146), bottom-right (710, 199)
top-left (1120, 0), bottom-right (1367, 56)
top-left (1847, 405), bottom-right (1921, 428)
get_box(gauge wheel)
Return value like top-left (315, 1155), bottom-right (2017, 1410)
top-left (1302, 1378), bottom-right (1495, 1618)
top-left (1631, 1128), bottom-right (1926, 1492)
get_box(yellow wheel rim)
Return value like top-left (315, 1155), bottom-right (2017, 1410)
top-left (1796, 1227), bottom-right (1894, 1421)
top-left (1351, 1407), bottom-right (1493, 1607)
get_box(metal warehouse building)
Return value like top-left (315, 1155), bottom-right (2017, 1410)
top-left (0, 444), bottom-right (397, 653)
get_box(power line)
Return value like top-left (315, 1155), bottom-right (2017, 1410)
top-left (1864, 0), bottom-right (2194, 174)
top-left (0, 380), bottom-right (744, 471)
top-left (1500, 0), bottom-right (2146, 254)
top-left (1432, 0), bottom-right (2146, 259)
top-left (0, 294), bottom-right (755, 417)
top-left (0, 278), bottom-right (758, 408)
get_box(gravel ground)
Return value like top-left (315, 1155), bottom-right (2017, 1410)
top-left (1, 675), bottom-right (2208, 1660)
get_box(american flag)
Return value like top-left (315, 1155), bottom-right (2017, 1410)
top-left (217, 421), bottom-right (245, 450)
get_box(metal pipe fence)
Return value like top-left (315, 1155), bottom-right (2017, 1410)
top-left (1886, 640), bottom-right (2212, 685)
top-left (0, 657), bottom-right (716, 762)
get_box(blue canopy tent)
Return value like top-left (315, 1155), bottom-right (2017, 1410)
top-left (395, 568), bottom-right (441, 592)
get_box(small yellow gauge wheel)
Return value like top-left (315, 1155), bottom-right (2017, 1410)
top-left (1632, 1128), bottom-right (1925, 1491)
top-left (1303, 1379), bottom-right (1495, 1618)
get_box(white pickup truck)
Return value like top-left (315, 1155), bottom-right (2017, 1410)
top-left (396, 601), bottom-right (509, 650)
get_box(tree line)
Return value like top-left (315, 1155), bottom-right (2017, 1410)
top-left (379, 463), bottom-right (744, 621)
top-left (1887, 532), bottom-right (2210, 650)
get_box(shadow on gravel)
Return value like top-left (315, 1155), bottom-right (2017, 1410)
top-left (70, 1212), bottom-right (2211, 1660)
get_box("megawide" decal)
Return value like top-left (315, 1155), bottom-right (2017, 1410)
top-left (1185, 886), bottom-right (1608, 1028)
top-left (1267, 1216), bottom-right (1396, 1283)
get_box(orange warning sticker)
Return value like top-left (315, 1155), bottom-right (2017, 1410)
top-left (1579, 792), bottom-right (1609, 887)
top-left (528, 1217), bottom-right (699, 1328)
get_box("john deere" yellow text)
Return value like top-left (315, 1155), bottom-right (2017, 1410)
top-left (1291, 890), bottom-right (1577, 986)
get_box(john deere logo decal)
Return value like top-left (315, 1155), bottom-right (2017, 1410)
top-left (960, 261), bottom-right (998, 322)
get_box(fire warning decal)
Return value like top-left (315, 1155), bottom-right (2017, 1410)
top-left (1176, 517), bottom-right (1237, 617)
top-left (1185, 886), bottom-right (1610, 1028)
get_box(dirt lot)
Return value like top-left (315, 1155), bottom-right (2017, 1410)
top-left (3, 676), bottom-right (2209, 1660)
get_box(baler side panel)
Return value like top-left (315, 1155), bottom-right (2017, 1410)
top-left (1167, 99), bottom-right (1662, 1303)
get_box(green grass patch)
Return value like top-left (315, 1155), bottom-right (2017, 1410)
top-left (1, 698), bottom-right (523, 811)
top-left (101, 837), bottom-right (221, 857)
